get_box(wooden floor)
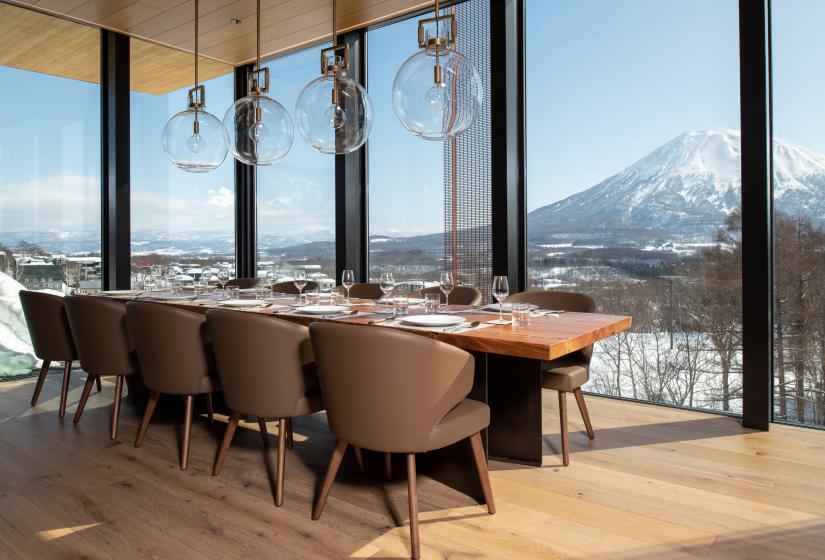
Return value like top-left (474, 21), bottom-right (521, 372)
top-left (1, 371), bottom-right (825, 559)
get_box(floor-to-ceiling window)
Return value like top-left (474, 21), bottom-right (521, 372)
top-left (130, 39), bottom-right (235, 283)
top-left (0, 6), bottom-right (100, 377)
top-left (525, 0), bottom-right (743, 413)
top-left (367, 15), bottom-right (444, 287)
top-left (772, 0), bottom-right (825, 427)
top-left (257, 47), bottom-right (335, 287)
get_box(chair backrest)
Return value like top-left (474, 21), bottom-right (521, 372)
top-left (64, 296), bottom-right (137, 376)
top-left (18, 290), bottom-right (76, 362)
top-left (506, 290), bottom-right (597, 362)
top-left (309, 322), bottom-right (475, 453)
top-left (225, 277), bottom-right (257, 289)
top-left (347, 282), bottom-right (384, 300)
top-left (206, 309), bottom-right (318, 418)
top-left (418, 285), bottom-right (482, 306)
top-left (126, 301), bottom-right (216, 395)
top-left (271, 280), bottom-right (319, 295)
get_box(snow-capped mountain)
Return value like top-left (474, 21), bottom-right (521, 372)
top-left (528, 128), bottom-right (825, 242)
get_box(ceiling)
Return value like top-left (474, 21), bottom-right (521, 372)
top-left (6, 0), bottom-right (434, 66)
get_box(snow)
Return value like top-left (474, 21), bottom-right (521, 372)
top-left (0, 272), bottom-right (36, 376)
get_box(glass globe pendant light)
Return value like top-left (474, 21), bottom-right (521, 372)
top-left (392, 0), bottom-right (483, 141)
top-left (222, 0), bottom-right (293, 166)
top-left (294, 0), bottom-right (373, 154)
top-left (162, 0), bottom-right (227, 172)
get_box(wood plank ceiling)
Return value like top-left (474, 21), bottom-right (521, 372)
top-left (17, 0), bottom-right (434, 65)
top-left (2, 0), bottom-right (434, 90)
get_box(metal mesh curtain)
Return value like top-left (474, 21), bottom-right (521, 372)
top-left (443, 0), bottom-right (492, 301)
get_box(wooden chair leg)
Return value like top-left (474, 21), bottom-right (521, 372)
top-left (385, 452), bottom-right (393, 481)
top-left (559, 390), bottom-right (569, 466)
top-left (257, 417), bottom-right (269, 448)
top-left (468, 432), bottom-right (496, 514)
top-left (286, 417), bottom-right (294, 449)
top-left (58, 362), bottom-right (72, 419)
top-left (275, 418), bottom-right (287, 507)
top-left (95, 375), bottom-right (102, 393)
top-left (73, 374), bottom-right (96, 424)
top-left (110, 375), bottom-right (124, 440)
top-left (312, 440), bottom-right (348, 520)
top-left (573, 387), bottom-right (595, 439)
top-left (353, 446), bottom-right (364, 472)
top-left (205, 392), bottom-right (214, 425)
top-left (181, 395), bottom-right (194, 470)
top-left (30, 360), bottom-right (50, 407)
top-left (134, 391), bottom-right (160, 448)
top-left (213, 412), bottom-right (241, 476)
top-left (406, 453), bottom-right (420, 560)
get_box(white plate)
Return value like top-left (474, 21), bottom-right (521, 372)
top-left (400, 314), bottom-right (465, 327)
top-left (388, 297), bottom-right (425, 304)
top-left (238, 288), bottom-right (258, 293)
top-left (295, 305), bottom-right (349, 315)
top-left (101, 290), bottom-right (140, 296)
top-left (481, 303), bottom-right (536, 312)
top-left (216, 300), bottom-right (264, 307)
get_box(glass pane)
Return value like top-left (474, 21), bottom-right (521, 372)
top-left (772, 0), bottom-right (825, 427)
top-left (367, 16), bottom-right (445, 285)
top-left (0, 15), bottom-right (100, 377)
top-left (130, 39), bottom-right (235, 285)
top-left (257, 48), bottom-right (335, 287)
top-left (526, 0), bottom-right (743, 413)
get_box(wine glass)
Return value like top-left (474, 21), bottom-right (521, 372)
top-left (341, 269), bottom-right (354, 304)
top-left (294, 269), bottom-right (307, 303)
top-left (440, 271), bottom-right (455, 312)
top-left (379, 272), bottom-right (395, 313)
top-left (143, 270), bottom-right (156, 292)
top-left (201, 268), bottom-right (213, 292)
top-left (491, 275), bottom-right (511, 325)
top-left (217, 267), bottom-right (230, 291)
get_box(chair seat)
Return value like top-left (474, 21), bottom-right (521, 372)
top-left (541, 358), bottom-right (589, 392)
top-left (428, 399), bottom-right (490, 451)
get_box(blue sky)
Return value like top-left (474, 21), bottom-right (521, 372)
top-left (1, 0), bottom-right (824, 244)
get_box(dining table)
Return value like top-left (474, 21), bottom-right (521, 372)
top-left (100, 289), bottom-right (632, 498)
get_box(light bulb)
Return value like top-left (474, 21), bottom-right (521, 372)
top-left (425, 81), bottom-right (448, 112)
top-left (324, 104), bottom-right (347, 129)
top-left (187, 132), bottom-right (205, 153)
top-left (249, 121), bottom-right (269, 143)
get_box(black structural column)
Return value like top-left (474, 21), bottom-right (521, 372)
top-left (335, 30), bottom-right (369, 283)
top-left (100, 30), bottom-right (130, 290)
top-left (489, 0), bottom-right (525, 293)
top-left (234, 64), bottom-right (257, 279)
top-left (739, 0), bottom-right (773, 430)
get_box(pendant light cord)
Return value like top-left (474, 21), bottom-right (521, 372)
top-left (256, 0), bottom-right (261, 72)
top-left (194, 0), bottom-right (199, 121)
top-left (434, 0), bottom-right (440, 75)
top-left (332, 0), bottom-right (337, 48)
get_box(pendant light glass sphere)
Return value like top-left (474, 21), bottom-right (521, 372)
top-left (222, 93), bottom-right (293, 166)
top-left (295, 72), bottom-right (373, 154)
top-left (392, 46), bottom-right (483, 141)
top-left (162, 108), bottom-right (227, 172)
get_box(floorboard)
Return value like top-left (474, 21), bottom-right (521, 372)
top-left (1, 372), bottom-right (824, 559)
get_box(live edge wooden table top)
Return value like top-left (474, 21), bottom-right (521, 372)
top-left (102, 292), bottom-right (631, 475)
top-left (104, 293), bottom-right (632, 363)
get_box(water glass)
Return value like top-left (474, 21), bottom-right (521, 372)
top-left (194, 280), bottom-right (207, 296)
top-left (330, 287), bottom-right (345, 305)
top-left (306, 285), bottom-right (320, 305)
top-left (424, 293), bottom-right (441, 314)
top-left (226, 285), bottom-right (240, 300)
top-left (255, 281), bottom-right (271, 301)
top-left (393, 294), bottom-right (409, 316)
top-left (511, 303), bottom-right (532, 327)
top-left (170, 274), bottom-right (182, 294)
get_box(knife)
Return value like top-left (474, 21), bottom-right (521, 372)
top-left (445, 321), bottom-right (480, 333)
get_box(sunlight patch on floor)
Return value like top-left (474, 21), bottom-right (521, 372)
top-left (35, 522), bottom-right (103, 542)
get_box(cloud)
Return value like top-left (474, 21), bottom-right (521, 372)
top-left (0, 172), bottom-right (100, 232)
top-left (207, 187), bottom-right (234, 208)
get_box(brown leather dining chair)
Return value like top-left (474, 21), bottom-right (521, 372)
top-left (309, 322), bottom-right (495, 560)
top-left (126, 301), bottom-right (221, 470)
top-left (346, 282), bottom-right (384, 300)
top-left (270, 280), bottom-right (319, 295)
top-left (205, 309), bottom-right (324, 507)
top-left (418, 285), bottom-right (482, 306)
top-left (64, 295), bottom-right (138, 440)
top-left (19, 290), bottom-right (100, 418)
top-left (225, 277), bottom-right (257, 289)
top-left (506, 290), bottom-right (597, 466)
